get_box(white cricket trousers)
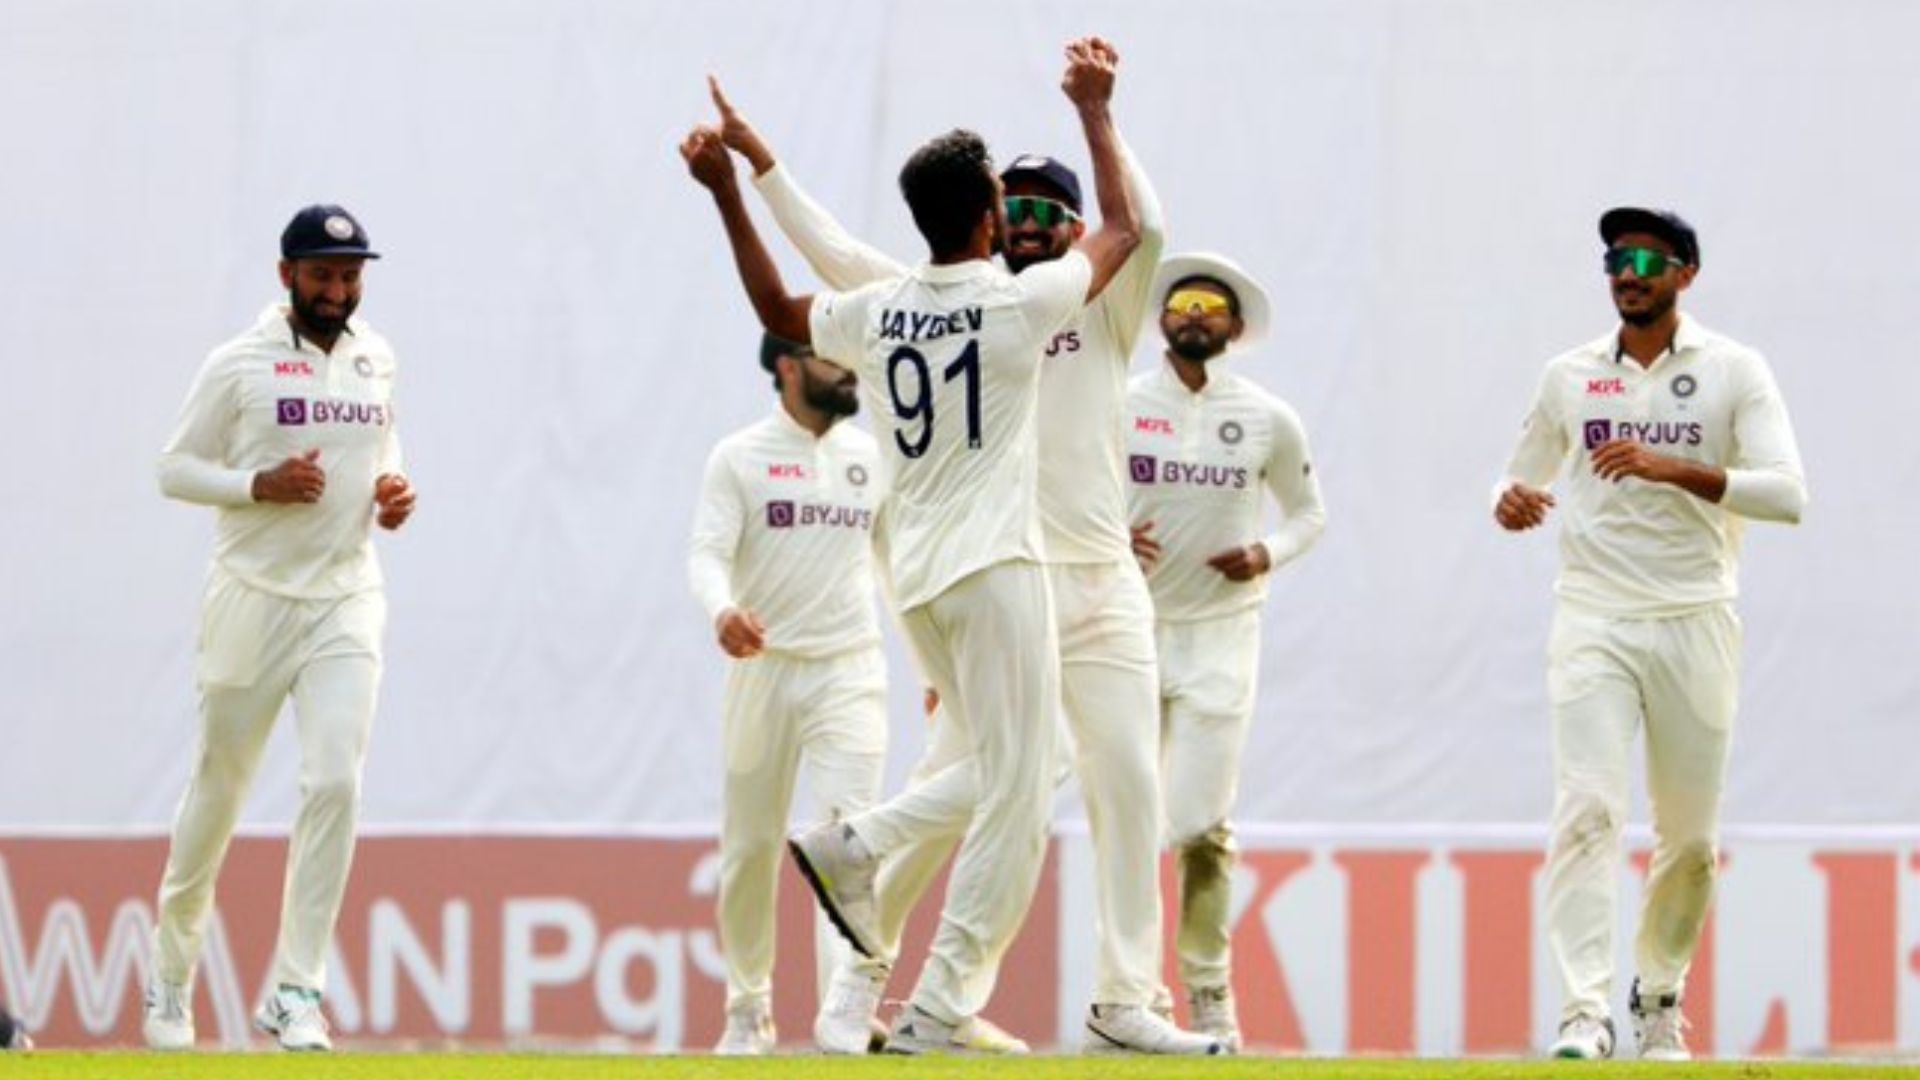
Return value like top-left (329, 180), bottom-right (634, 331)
top-left (849, 560), bottom-right (1060, 1024)
top-left (1156, 608), bottom-right (1263, 992)
top-left (850, 560), bottom-right (1166, 1007)
top-left (717, 646), bottom-right (886, 1011)
top-left (154, 567), bottom-right (385, 993)
top-left (1545, 602), bottom-right (1740, 1021)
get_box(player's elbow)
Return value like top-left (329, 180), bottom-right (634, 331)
top-left (155, 454), bottom-right (190, 500)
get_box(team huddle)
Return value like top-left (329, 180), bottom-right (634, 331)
top-left (119, 33), bottom-right (1804, 1063)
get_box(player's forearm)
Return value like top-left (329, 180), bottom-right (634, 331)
top-left (1074, 103), bottom-right (1141, 299)
top-left (1081, 102), bottom-right (1140, 248)
top-left (157, 452), bottom-right (256, 507)
top-left (1261, 505), bottom-right (1327, 571)
top-left (1652, 457), bottom-right (1729, 506)
top-left (1720, 467), bottom-right (1807, 524)
top-left (710, 180), bottom-right (811, 343)
top-left (688, 551), bottom-right (737, 620)
top-left (754, 164), bottom-right (903, 291)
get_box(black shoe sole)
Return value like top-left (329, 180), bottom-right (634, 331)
top-left (787, 837), bottom-right (877, 959)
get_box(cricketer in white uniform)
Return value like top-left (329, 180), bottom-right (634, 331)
top-left (1496, 208), bottom-right (1806, 1062)
top-left (703, 73), bottom-right (1218, 1055)
top-left (145, 205), bottom-right (415, 1054)
top-left (688, 334), bottom-right (887, 1055)
top-left (681, 35), bottom-right (1143, 1054)
top-left (1125, 253), bottom-right (1327, 1049)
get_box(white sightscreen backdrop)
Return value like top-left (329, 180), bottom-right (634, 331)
top-left (2, 0), bottom-right (1915, 831)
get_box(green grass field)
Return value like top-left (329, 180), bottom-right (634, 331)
top-left (5, 1056), bottom-right (1919, 1080)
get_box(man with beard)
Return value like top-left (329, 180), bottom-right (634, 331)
top-left (145, 205), bottom-right (414, 1053)
top-left (1495, 209), bottom-right (1806, 1061)
top-left (688, 334), bottom-right (888, 1054)
top-left (683, 36), bottom-right (1144, 1054)
top-left (700, 54), bottom-right (1217, 1057)
top-left (1125, 253), bottom-right (1327, 1050)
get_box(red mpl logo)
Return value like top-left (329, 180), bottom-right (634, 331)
top-left (1586, 378), bottom-right (1626, 396)
top-left (1135, 416), bottom-right (1174, 435)
top-left (275, 361), bottom-right (315, 377)
top-left (767, 463), bottom-right (807, 480)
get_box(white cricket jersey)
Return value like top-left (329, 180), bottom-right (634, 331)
top-left (1499, 314), bottom-right (1807, 617)
top-left (687, 409), bottom-right (883, 658)
top-left (158, 304), bottom-right (403, 599)
top-left (756, 146), bottom-right (1162, 565)
top-left (810, 254), bottom-right (1092, 611)
top-left (1125, 360), bottom-right (1326, 623)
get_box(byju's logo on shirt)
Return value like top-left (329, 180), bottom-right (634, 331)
top-left (1583, 417), bottom-right (1703, 450)
top-left (1128, 454), bottom-right (1247, 489)
top-left (275, 398), bottom-right (389, 427)
top-left (766, 500), bottom-right (873, 530)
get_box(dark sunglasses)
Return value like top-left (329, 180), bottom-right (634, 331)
top-left (1005, 195), bottom-right (1079, 228)
top-left (1604, 246), bottom-right (1687, 278)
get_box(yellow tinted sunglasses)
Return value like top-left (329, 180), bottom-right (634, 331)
top-left (1165, 289), bottom-right (1234, 317)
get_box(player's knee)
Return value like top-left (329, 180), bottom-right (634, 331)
top-left (1177, 822), bottom-right (1236, 882)
top-left (1552, 794), bottom-right (1623, 858)
top-left (302, 768), bottom-right (362, 811)
top-left (1666, 839), bottom-right (1718, 884)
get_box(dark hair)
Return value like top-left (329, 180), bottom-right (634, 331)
top-left (1167, 275), bottom-right (1240, 317)
top-left (760, 332), bottom-right (811, 390)
top-left (898, 129), bottom-right (996, 258)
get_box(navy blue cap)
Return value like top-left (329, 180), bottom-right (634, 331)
top-left (759, 332), bottom-right (812, 373)
top-left (1000, 154), bottom-right (1082, 213)
top-left (1600, 207), bottom-right (1698, 268)
top-left (281, 204), bottom-right (380, 260)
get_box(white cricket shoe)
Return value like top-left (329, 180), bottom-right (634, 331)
top-left (714, 998), bottom-right (775, 1055)
top-left (1550, 1013), bottom-right (1616, 1059)
top-left (253, 984), bottom-right (332, 1051)
top-left (142, 978), bottom-right (194, 1051)
top-left (788, 822), bottom-right (882, 959)
top-left (1632, 981), bottom-right (1690, 1061)
top-left (1085, 1003), bottom-right (1226, 1055)
top-left (883, 1005), bottom-right (1030, 1055)
top-left (814, 967), bottom-right (885, 1054)
top-left (1189, 985), bottom-right (1242, 1052)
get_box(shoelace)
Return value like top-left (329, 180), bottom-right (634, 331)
top-left (150, 984), bottom-right (189, 1021)
top-left (1640, 1009), bottom-right (1688, 1047)
top-left (280, 990), bottom-right (329, 1033)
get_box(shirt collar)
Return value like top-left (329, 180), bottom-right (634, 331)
top-left (1608, 312), bottom-right (1700, 365)
top-left (772, 402), bottom-right (833, 443)
top-left (914, 259), bottom-right (996, 284)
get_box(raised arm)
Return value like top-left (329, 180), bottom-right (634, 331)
top-left (680, 125), bottom-right (813, 344)
top-left (1062, 37), bottom-right (1142, 303)
top-left (710, 76), bottom-right (906, 290)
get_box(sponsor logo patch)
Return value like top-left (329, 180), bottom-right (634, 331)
top-left (274, 361), bottom-right (314, 377)
top-left (1135, 417), bottom-right (1173, 435)
top-left (1129, 454), bottom-right (1158, 484)
top-left (766, 501), bottom-right (795, 528)
top-left (277, 398), bottom-right (308, 425)
top-left (1587, 378), bottom-right (1626, 396)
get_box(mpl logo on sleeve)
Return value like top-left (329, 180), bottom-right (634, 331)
top-left (276, 398), bottom-right (309, 425)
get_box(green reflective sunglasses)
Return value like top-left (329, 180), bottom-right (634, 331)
top-left (1005, 195), bottom-right (1079, 227)
top-left (1603, 246), bottom-right (1686, 278)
